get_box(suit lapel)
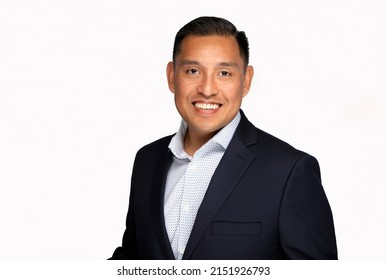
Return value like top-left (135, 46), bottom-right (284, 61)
top-left (183, 113), bottom-right (258, 259)
top-left (150, 141), bottom-right (175, 260)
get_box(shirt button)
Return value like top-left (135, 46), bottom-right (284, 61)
top-left (178, 247), bottom-right (185, 255)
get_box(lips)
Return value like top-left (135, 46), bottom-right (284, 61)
top-left (193, 102), bottom-right (221, 110)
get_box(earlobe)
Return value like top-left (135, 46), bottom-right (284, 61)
top-left (166, 62), bottom-right (175, 93)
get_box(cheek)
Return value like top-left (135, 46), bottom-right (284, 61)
top-left (174, 82), bottom-right (193, 100)
top-left (224, 86), bottom-right (244, 103)
top-left (174, 92), bottom-right (189, 110)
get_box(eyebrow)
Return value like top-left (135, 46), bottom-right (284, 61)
top-left (179, 59), bottom-right (239, 68)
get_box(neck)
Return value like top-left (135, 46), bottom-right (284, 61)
top-left (183, 129), bottom-right (217, 156)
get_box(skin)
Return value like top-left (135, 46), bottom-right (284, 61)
top-left (166, 35), bottom-right (254, 156)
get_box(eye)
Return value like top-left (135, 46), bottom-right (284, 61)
top-left (186, 69), bottom-right (199, 75)
top-left (219, 71), bottom-right (231, 77)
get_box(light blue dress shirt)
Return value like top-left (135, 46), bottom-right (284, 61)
top-left (164, 112), bottom-right (241, 259)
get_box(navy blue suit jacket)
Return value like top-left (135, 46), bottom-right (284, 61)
top-left (111, 111), bottom-right (338, 259)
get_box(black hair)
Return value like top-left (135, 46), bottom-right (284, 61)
top-left (172, 16), bottom-right (250, 68)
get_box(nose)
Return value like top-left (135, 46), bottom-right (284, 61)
top-left (197, 75), bottom-right (218, 97)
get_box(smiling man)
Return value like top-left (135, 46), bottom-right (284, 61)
top-left (110, 16), bottom-right (338, 260)
top-left (166, 34), bottom-right (253, 156)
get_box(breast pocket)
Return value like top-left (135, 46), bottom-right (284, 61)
top-left (211, 221), bottom-right (262, 236)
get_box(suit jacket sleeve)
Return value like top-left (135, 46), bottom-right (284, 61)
top-left (279, 154), bottom-right (338, 259)
top-left (109, 153), bottom-right (140, 260)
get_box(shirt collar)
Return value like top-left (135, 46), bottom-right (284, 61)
top-left (168, 111), bottom-right (241, 160)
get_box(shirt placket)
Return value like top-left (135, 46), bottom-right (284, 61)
top-left (176, 158), bottom-right (199, 259)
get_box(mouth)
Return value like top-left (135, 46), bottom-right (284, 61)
top-left (193, 102), bottom-right (221, 111)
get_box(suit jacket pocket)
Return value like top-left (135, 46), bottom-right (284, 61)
top-left (211, 221), bottom-right (262, 236)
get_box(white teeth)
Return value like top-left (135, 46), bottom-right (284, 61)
top-left (194, 102), bottom-right (220, 110)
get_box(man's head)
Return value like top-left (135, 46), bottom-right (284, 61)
top-left (167, 16), bottom-right (254, 148)
top-left (172, 16), bottom-right (250, 70)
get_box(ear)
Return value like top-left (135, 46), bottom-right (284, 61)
top-left (242, 65), bottom-right (254, 98)
top-left (166, 61), bottom-right (175, 93)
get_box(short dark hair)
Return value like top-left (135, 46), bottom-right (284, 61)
top-left (172, 16), bottom-right (250, 68)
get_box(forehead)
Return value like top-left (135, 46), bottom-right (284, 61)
top-left (176, 35), bottom-right (243, 64)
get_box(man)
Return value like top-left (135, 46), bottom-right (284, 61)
top-left (110, 16), bottom-right (338, 260)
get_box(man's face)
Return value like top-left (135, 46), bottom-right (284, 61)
top-left (167, 35), bottom-right (254, 140)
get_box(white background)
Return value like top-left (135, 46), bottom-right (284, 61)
top-left (0, 0), bottom-right (385, 260)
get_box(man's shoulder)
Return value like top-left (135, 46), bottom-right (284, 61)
top-left (256, 126), bottom-right (299, 152)
top-left (136, 134), bottom-right (174, 155)
top-left (239, 115), bottom-right (311, 160)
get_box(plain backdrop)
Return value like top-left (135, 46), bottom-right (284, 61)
top-left (0, 0), bottom-right (385, 259)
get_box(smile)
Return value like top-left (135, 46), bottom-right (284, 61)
top-left (193, 102), bottom-right (221, 110)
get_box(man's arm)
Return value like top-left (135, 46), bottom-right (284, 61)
top-left (279, 154), bottom-right (338, 259)
top-left (109, 156), bottom-right (139, 260)
top-left (109, 200), bottom-right (138, 259)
